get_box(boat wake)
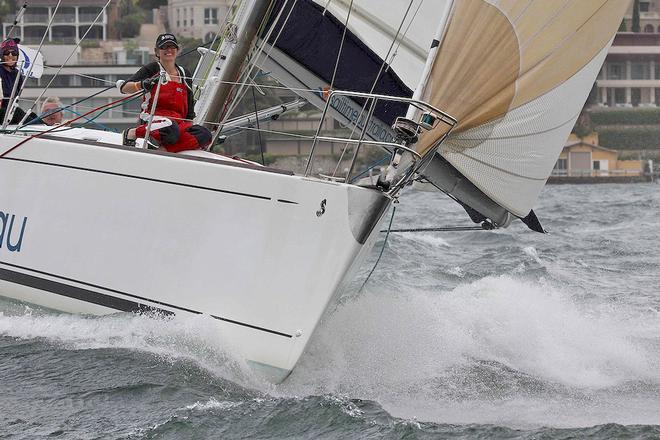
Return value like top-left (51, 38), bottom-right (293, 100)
top-left (280, 275), bottom-right (660, 428)
top-left (1, 273), bottom-right (659, 429)
top-left (0, 300), bottom-right (265, 388)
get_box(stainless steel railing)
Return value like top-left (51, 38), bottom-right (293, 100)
top-left (304, 90), bottom-right (456, 193)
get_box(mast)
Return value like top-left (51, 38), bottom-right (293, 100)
top-left (194, 0), bottom-right (272, 130)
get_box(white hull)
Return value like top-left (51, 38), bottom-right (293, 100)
top-left (0, 130), bottom-right (390, 382)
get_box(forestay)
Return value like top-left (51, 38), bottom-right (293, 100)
top-left (415, 0), bottom-right (630, 217)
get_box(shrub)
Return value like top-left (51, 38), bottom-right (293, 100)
top-left (598, 126), bottom-right (660, 150)
top-left (590, 108), bottom-right (660, 126)
top-left (119, 13), bottom-right (143, 38)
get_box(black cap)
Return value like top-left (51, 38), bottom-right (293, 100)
top-left (155, 33), bottom-right (179, 49)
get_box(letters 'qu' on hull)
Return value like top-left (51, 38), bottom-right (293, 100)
top-left (0, 133), bottom-right (391, 382)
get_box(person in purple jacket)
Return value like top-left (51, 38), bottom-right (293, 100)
top-left (0, 38), bottom-right (36, 125)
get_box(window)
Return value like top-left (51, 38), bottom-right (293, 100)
top-left (80, 75), bottom-right (107, 87)
top-left (204, 8), bottom-right (218, 24)
top-left (607, 63), bottom-right (625, 80)
top-left (176, 8), bottom-right (180, 27)
top-left (593, 161), bottom-right (600, 171)
top-left (554, 158), bottom-right (567, 170)
top-left (122, 98), bottom-right (141, 119)
top-left (644, 24), bottom-right (655, 33)
top-left (640, 1), bottom-right (650, 13)
top-left (183, 8), bottom-right (187, 27)
top-left (79, 7), bottom-right (103, 22)
top-left (190, 7), bottom-right (194, 26)
top-left (632, 87), bottom-right (641, 106)
top-left (614, 88), bottom-right (626, 104)
top-left (631, 62), bottom-right (650, 80)
top-left (40, 74), bottom-right (73, 87)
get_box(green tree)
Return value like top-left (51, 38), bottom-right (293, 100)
top-left (632, 0), bottom-right (640, 33)
top-left (175, 36), bottom-right (203, 74)
top-left (619, 19), bottom-right (627, 32)
top-left (119, 13), bottom-right (143, 38)
top-left (116, 0), bottom-right (144, 38)
top-left (138, 0), bottom-right (166, 10)
top-left (0, 0), bottom-right (13, 24)
top-left (573, 112), bottom-right (593, 139)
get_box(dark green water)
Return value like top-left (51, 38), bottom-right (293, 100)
top-left (1, 184), bottom-right (659, 439)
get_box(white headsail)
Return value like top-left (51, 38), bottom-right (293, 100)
top-left (414, 0), bottom-right (631, 217)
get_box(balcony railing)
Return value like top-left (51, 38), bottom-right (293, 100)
top-left (24, 14), bottom-right (49, 23)
top-left (551, 169), bottom-right (643, 177)
top-left (79, 13), bottom-right (104, 22)
top-left (53, 14), bottom-right (76, 23)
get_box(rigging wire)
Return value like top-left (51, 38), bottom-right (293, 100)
top-left (14, 0), bottom-right (112, 129)
top-left (192, 0), bottom-right (240, 99)
top-left (216, 0), bottom-right (296, 131)
top-left (1, 91), bottom-right (142, 158)
top-left (359, 204), bottom-right (396, 292)
top-left (251, 84), bottom-right (266, 165)
top-left (360, 204), bottom-right (491, 290)
top-left (16, 41), bottom-right (208, 131)
top-left (382, 226), bottom-right (489, 233)
top-left (322, 0), bottom-right (333, 15)
top-left (386, 0), bottom-right (424, 69)
top-left (329, 0), bottom-right (353, 91)
top-left (3, 0), bottom-right (63, 129)
top-left (5, 3), bottom-right (27, 39)
top-left (331, 0), bottom-right (417, 180)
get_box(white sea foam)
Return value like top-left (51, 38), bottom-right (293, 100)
top-left (409, 233), bottom-right (451, 248)
top-left (279, 275), bottom-right (660, 427)
top-left (185, 397), bottom-right (243, 412)
top-left (0, 306), bottom-right (260, 386)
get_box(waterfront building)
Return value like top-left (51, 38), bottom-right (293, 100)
top-left (166, 0), bottom-right (230, 42)
top-left (2, 1), bottom-right (165, 131)
top-left (2, 0), bottom-right (110, 44)
top-left (597, 33), bottom-right (660, 107)
top-left (552, 134), bottom-right (643, 179)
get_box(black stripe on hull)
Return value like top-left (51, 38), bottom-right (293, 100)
top-left (0, 264), bottom-right (293, 338)
top-left (0, 267), bottom-right (170, 315)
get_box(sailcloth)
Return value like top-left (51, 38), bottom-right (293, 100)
top-left (416, 0), bottom-right (630, 217)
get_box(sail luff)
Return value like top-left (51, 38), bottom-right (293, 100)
top-left (405, 0), bottom-right (453, 119)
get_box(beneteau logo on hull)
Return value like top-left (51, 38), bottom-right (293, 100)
top-left (0, 211), bottom-right (27, 252)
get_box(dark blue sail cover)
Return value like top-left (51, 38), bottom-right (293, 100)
top-left (264, 0), bottom-right (413, 125)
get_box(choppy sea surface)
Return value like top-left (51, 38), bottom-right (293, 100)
top-left (1, 183), bottom-right (659, 439)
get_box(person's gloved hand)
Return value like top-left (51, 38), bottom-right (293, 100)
top-left (115, 79), bottom-right (125, 93)
top-left (140, 76), bottom-right (160, 92)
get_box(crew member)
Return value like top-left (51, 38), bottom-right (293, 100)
top-left (39, 96), bottom-right (64, 126)
top-left (0, 38), bottom-right (36, 125)
top-left (117, 33), bottom-right (211, 152)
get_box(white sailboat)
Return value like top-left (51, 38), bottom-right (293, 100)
top-left (0, 0), bottom-right (629, 382)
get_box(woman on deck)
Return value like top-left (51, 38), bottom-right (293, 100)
top-left (0, 38), bottom-right (36, 125)
top-left (117, 33), bottom-right (211, 152)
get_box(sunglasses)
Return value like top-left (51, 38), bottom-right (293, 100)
top-left (159, 44), bottom-right (178, 50)
top-left (3, 51), bottom-right (18, 57)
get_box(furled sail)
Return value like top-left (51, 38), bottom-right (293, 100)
top-left (261, 0), bottom-right (414, 142)
top-left (415, 0), bottom-right (630, 217)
